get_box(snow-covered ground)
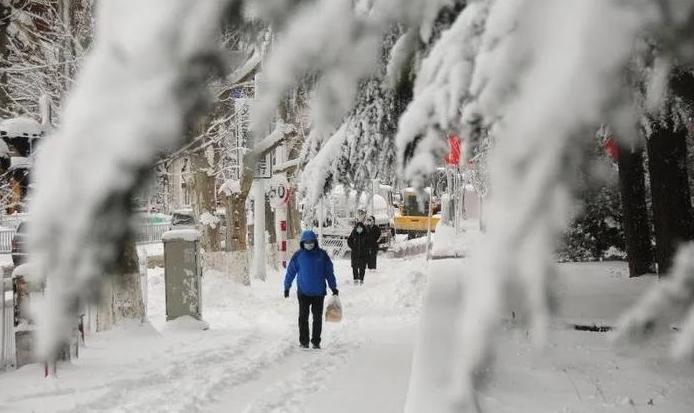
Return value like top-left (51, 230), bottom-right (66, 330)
top-left (1, 231), bottom-right (694, 412)
top-left (0, 255), bottom-right (426, 413)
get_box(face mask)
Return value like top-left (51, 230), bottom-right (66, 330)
top-left (356, 227), bottom-right (363, 234)
top-left (304, 242), bottom-right (316, 250)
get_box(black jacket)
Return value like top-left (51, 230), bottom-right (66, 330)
top-left (365, 223), bottom-right (380, 250)
top-left (348, 222), bottom-right (370, 261)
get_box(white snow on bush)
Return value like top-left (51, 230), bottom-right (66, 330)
top-left (199, 211), bottom-right (220, 229)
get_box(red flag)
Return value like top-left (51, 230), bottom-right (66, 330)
top-left (445, 134), bottom-right (461, 166)
top-left (603, 136), bottom-right (619, 161)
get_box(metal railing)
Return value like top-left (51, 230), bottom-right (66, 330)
top-left (136, 222), bottom-right (171, 244)
top-left (0, 228), bottom-right (13, 254)
top-left (0, 222), bottom-right (171, 253)
top-left (322, 236), bottom-right (349, 258)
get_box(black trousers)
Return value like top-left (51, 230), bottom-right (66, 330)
top-left (367, 248), bottom-right (378, 269)
top-left (298, 294), bottom-right (325, 346)
top-left (352, 258), bottom-right (367, 281)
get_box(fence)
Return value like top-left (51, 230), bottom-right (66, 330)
top-left (0, 228), bottom-right (13, 253)
top-left (136, 222), bottom-right (171, 244)
top-left (322, 236), bottom-right (349, 258)
top-left (0, 222), bottom-right (171, 253)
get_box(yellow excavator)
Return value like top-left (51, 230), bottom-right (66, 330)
top-left (393, 188), bottom-right (440, 239)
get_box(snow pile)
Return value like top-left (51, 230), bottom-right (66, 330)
top-left (430, 223), bottom-right (469, 258)
top-left (389, 237), bottom-right (428, 258)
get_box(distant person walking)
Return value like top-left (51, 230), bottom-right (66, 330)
top-left (348, 222), bottom-right (369, 285)
top-left (284, 230), bottom-right (338, 349)
top-left (365, 215), bottom-right (380, 270)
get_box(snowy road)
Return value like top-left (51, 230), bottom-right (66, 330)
top-left (0, 256), bottom-right (426, 413)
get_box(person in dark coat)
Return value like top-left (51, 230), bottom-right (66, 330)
top-left (348, 221), bottom-right (369, 285)
top-left (284, 230), bottom-right (338, 349)
top-left (365, 215), bottom-right (380, 270)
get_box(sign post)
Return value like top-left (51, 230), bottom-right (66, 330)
top-left (269, 175), bottom-right (290, 268)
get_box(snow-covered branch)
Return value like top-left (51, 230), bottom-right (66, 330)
top-left (29, 0), bottom-right (233, 359)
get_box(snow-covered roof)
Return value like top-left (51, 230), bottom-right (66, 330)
top-left (162, 229), bottom-right (200, 242)
top-left (0, 117), bottom-right (43, 139)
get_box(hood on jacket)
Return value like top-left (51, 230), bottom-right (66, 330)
top-left (300, 230), bottom-right (319, 250)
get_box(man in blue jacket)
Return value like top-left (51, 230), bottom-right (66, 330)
top-left (284, 230), bottom-right (338, 349)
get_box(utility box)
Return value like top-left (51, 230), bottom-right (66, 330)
top-left (162, 229), bottom-right (202, 321)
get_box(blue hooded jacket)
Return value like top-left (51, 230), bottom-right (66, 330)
top-left (284, 230), bottom-right (337, 296)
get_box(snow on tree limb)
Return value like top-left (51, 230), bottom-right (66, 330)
top-left (443, 0), bottom-right (657, 409)
top-left (301, 123), bottom-right (349, 205)
top-left (251, 121), bottom-right (296, 158)
top-left (28, 0), bottom-right (234, 359)
top-left (395, 1), bottom-right (489, 185)
top-left (250, 0), bottom-right (382, 138)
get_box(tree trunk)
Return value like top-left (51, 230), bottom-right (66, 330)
top-left (0, 3), bottom-right (11, 116)
top-left (287, 185), bottom-right (302, 239)
top-left (647, 123), bottom-right (694, 275)
top-left (228, 192), bottom-right (250, 285)
top-left (112, 239), bottom-right (145, 323)
top-left (191, 151), bottom-right (221, 252)
top-left (617, 142), bottom-right (653, 277)
top-left (98, 239), bottom-right (145, 330)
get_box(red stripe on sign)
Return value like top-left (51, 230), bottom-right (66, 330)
top-left (282, 261), bottom-right (287, 269)
top-left (280, 221), bottom-right (287, 231)
top-left (280, 240), bottom-right (287, 251)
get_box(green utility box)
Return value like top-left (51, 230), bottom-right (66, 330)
top-left (162, 229), bottom-right (203, 321)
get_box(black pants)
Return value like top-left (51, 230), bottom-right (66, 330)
top-left (352, 258), bottom-right (366, 281)
top-left (367, 248), bottom-right (378, 269)
top-left (298, 294), bottom-right (325, 346)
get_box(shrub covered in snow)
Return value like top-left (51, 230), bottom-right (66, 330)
top-left (558, 185), bottom-right (626, 262)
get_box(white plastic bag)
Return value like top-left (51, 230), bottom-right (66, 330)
top-left (325, 295), bottom-right (342, 322)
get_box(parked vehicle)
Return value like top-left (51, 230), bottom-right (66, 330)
top-left (171, 209), bottom-right (196, 228)
top-left (11, 221), bottom-right (28, 266)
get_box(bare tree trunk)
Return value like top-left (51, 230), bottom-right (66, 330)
top-left (98, 239), bottom-right (145, 330)
top-left (647, 122), bottom-right (694, 275)
top-left (287, 185), bottom-right (301, 240)
top-left (228, 192), bottom-right (250, 285)
top-left (0, 3), bottom-right (11, 116)
top-left (617, 142), bottom-right (653, 277)
top-left (191, 150), bottom-right (221, 252)
top-left (112, 239), bottom-right (145, 322)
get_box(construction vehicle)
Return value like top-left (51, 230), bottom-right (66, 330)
top-left (393, 188), bottom-right (440, 239)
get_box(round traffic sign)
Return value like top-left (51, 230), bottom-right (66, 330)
top-left (268, 175), bottom-right (290, 208)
